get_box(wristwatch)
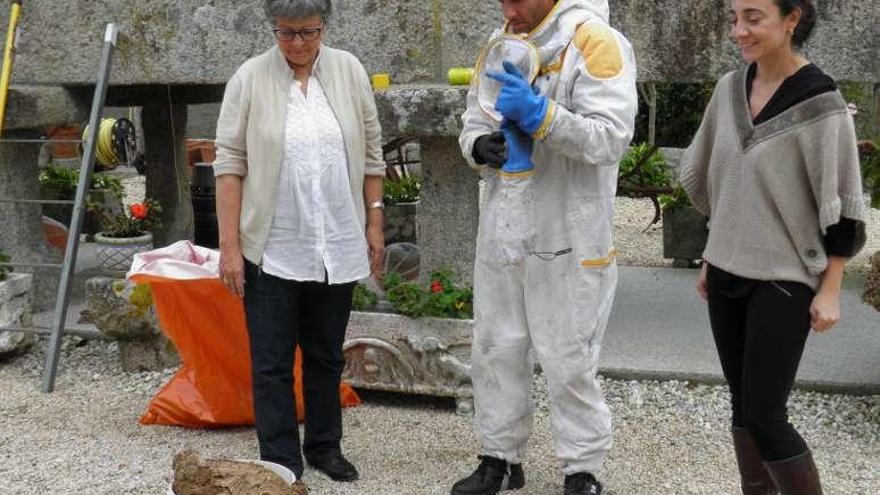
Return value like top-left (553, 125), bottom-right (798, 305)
top-left (368, 200), bottom-right (385, 210)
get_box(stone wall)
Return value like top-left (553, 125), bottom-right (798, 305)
top-left (2, 0), bottom-right (877, 87)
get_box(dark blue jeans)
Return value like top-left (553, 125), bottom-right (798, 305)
top-left (243, 260), bottom-right (355, 478)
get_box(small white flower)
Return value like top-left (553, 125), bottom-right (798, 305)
top-left (846, 102), bottom-right (859, 115)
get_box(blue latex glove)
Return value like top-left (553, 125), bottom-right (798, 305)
top-left (486, 60), bottom-right (549, 136)
top-left (501, 119), bottom-right (534, 174)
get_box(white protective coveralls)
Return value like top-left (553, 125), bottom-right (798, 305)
top-left (459, 0), bottom-right (637, 474)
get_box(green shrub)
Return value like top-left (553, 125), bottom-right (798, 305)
top-left (659, 186), bottom-right (692, 213)
top-left (352, 283), bottom-right (378, 311)
top-left (633, 82), bottom-right (715, 147)
top-left (38, 165), bottom-right (124, 199)
top-left (383, 176), bottom-right (420, 205)
top-left (618, 143), bottom-right (670, 189)
top-left (383, 269), bottom-right (473, 319)
top-left (0, 251), bottom-right (11, 282)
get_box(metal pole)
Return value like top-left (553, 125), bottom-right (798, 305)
top-left (0, 0), bottom-right (22, 135)
top-left (41, 23), bottom-right (117, 393)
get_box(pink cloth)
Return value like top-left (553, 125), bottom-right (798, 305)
top-left (127, 240), bottom-right (220, 281)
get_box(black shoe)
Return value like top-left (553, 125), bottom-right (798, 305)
top-left (450, 455), bottom-right (525, 494)
top-left (306, 451), bottom-right (359, 482)
top-left (564, 472), bottom-right (602, 495)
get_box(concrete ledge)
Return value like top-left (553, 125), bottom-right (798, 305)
top-left (3, 1), bottom-right (876, 86)
top-left (375, 85), bottom-right (467, 139)
top-left (4, 86), bottom-right (85, 130)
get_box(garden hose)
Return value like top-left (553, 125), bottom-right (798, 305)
top-left (82, 117), bottom-right (136, 169)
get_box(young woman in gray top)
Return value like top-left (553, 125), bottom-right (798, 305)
top-left (680, 1), bottom-right (865, 493)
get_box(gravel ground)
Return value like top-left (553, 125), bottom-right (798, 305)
top-left (12, 172), bottom-right (868, 494)
top-left (1, 338), bottom-right (877, 494)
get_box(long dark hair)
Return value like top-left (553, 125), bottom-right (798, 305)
top-left (774, 0), bottom-right (817, 46)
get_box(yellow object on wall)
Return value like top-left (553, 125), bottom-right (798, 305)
top-left (371, 73), bottom-right (391, 90)
top-left (447, 67), bottom-right (474, 86)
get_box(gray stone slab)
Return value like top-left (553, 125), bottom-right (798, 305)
top-left (2, 1), bottom-right (876, 86)
top-left (3, 86), bottom-right (85, 130)
top-left (0, 130), bottom-right (62, 311)
top-left (602, 266), bottom-right (880, 393)
top-left (374, 85), bottom-right (467, 139)
top-left (416, 137), bottom-right (479, 285)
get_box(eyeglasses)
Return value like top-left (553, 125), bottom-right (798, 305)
top-left (272, 26), bottom-right (323, 42)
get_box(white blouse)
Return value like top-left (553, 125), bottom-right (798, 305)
top-left (261, 77), bottom-right (370, 284)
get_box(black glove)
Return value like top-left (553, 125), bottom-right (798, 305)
top-left (472, 131), bottom-right (507, 169)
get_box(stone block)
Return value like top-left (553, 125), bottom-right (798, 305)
top-left (3, 86), bottom-right (85, 131)
top-left (374, 85), bottom-right (468, 139)
top-left (344, 311), bottom-right (474, 415)
top-left (0, 129), bottom-right (62, 311)
top-left (3, 1), bottom-right (876, 87)
top-left (0, 273), bottom-right (35, 359)
top-left (83, 276), bottom-right (179, 371)
top-left (417, 137), bottom-right (479, 286)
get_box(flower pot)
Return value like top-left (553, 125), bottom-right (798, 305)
top-left (384, 200), bottom-right (418, 244)
top-left (185, 139), bottom-right (216, 167)
top-left (662, 206), bottom-right (708, 267)
top-left (94, 232), bottom-right (153, 276)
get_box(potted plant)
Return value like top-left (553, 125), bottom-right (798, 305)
top-left (38, 164), bottom-right (124, 236)
top-left (92, 198), bottom-right (162, 276)
top-left (660, 186), bottom-right (709, 267)
top-left (342, 269), bottom-right (476, 414)
top-left (383, 175), bottom-right (420, 244)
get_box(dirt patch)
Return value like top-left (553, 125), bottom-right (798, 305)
top-left (171, 451), bottom-right (308, 495)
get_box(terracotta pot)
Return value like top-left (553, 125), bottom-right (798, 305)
top-left (185, 139), bottom-right (216, 167)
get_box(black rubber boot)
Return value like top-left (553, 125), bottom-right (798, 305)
top-left (563, 472), bottom-right (602, 495)
top-left (450, 455), bottom-right (525, 495)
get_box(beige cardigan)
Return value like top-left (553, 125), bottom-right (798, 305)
top-left (213, 45), bottom-right (385, 265)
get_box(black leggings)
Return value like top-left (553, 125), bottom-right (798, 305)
top-left (706, 264), bottom-right (814, 462)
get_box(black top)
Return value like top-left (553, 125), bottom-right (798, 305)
top-left (746, 62), bottom-right (864, 258)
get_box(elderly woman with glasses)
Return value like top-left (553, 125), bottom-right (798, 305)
top-left (213, 0), bottom-right (385, 483)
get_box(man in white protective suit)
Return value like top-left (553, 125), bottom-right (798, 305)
top-left (452, 1), bottom-right (637, 494)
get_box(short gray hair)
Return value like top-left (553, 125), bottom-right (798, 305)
top-left (265, 0), bottom-right (332, 23)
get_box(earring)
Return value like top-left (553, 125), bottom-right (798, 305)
top-left (789, 27), bottom-right (795, 36)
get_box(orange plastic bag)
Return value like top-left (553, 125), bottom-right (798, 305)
top-left (131, 273), bottom-right (360, 428)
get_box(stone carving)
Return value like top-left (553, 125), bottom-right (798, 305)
top-left (342, 311), bottom-right (474, 415)
top-left (83, 276), bottom-right (179, 371)
top-left (0, 273), bottom-right (36, 360)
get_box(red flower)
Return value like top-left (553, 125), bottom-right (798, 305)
top-left (431, 280), bottom-right (443, 293)
top-left (130, 203), bottom-right (148, 220)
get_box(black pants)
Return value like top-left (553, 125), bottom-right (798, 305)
top-left (243, 260), bottom-right (355, 477)
top-left (706, 264), bottom-right (814, 462)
